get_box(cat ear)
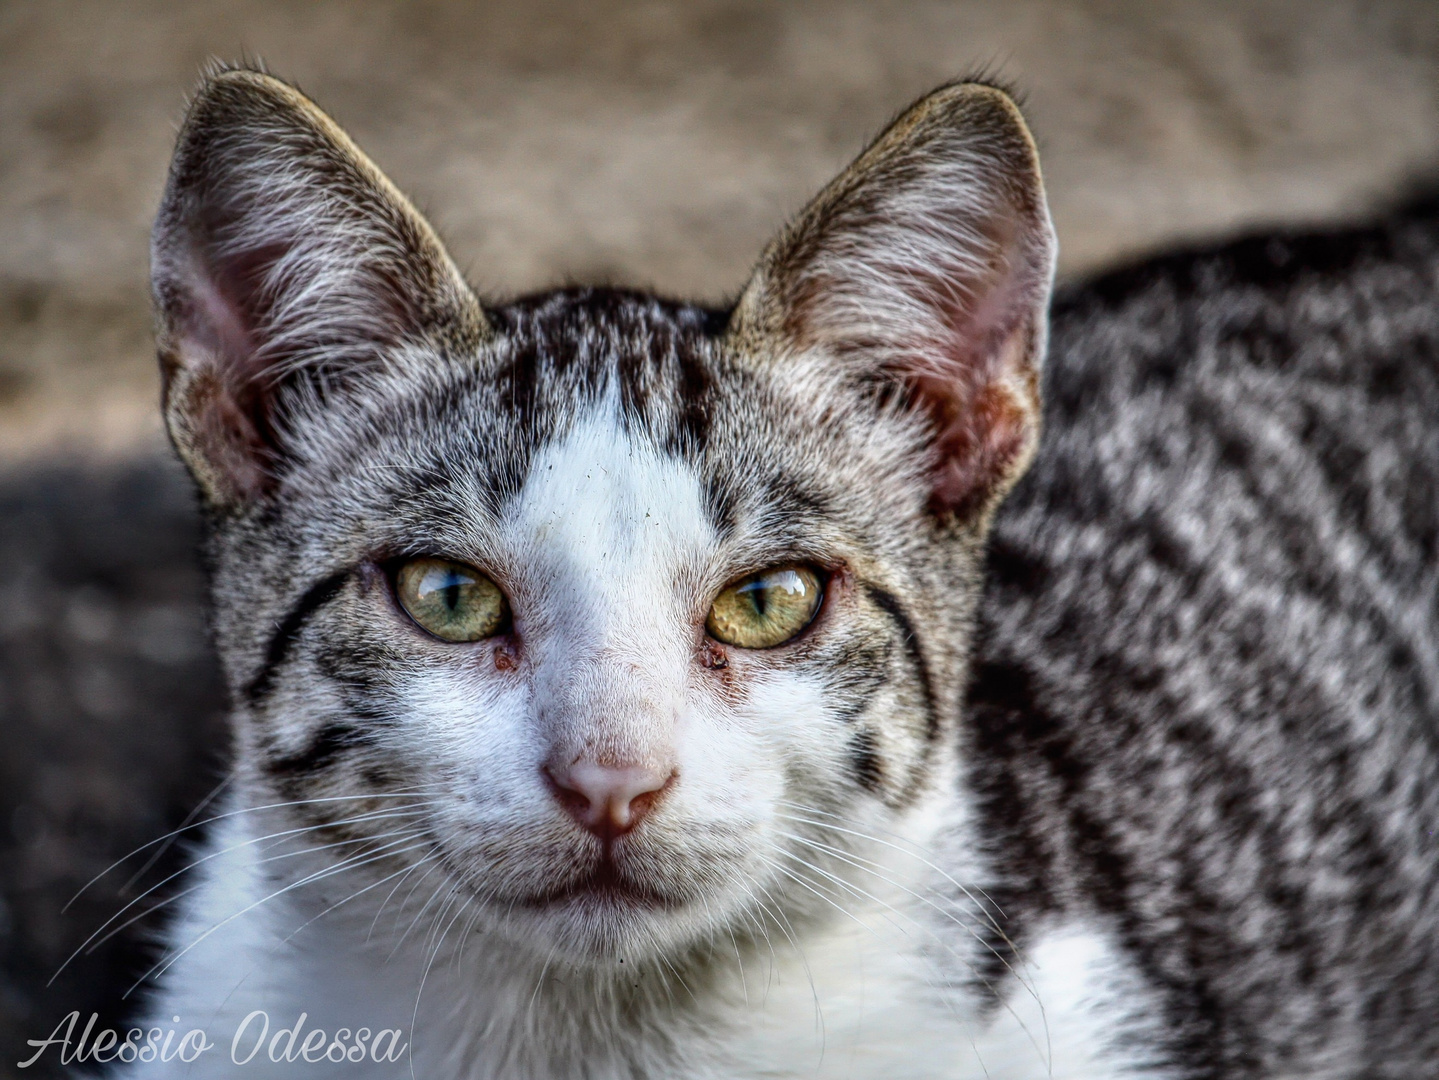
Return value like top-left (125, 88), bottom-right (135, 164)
top-left (729, 82), bottom-right (1056, 519)
top-left (151, 68), bottom-right (486, 508)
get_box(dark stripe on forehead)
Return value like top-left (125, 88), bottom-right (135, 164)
top-left (245, 570), bottom-right (350, 704)
top-left (660, 329), bottom-right (718, 454)
top-left (484, 287), bottom-right (728, 500)
top-left (863, 584), bottom-right (940, 741)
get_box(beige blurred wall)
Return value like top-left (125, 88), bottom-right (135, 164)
top-left (2, 0), bottom-right (1437, 460)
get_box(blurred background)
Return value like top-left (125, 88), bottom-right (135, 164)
top-left (1, 1), bottom-right (1437, 1074)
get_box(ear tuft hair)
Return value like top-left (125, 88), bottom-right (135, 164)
top-left (730, 82), bottom-right (1056, 520)
top-left (151, 68), bottom-right (485, 508)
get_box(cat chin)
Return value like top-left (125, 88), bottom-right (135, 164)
top-left (424, 821), bottom-right (770, 965)
top-left (438, 859), bottom-right (760, 969)
top-left (469, 893), bottom-right (717, 968)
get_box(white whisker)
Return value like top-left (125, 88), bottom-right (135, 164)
top-left (65, 788), bottom-right (440, 911)
top-left (128, 835), bottom-right (436, 997)
top-left (774, 827), bottom-right (1035, 995)
top-left (50, 804), bottom-right (429, 986)
top-left (774, 804), bottom-right (1010, 939)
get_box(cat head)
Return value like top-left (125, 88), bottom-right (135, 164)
top-left (152, 69), bottom-right (1054, 965)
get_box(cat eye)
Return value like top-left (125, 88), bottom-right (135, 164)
top-left (706, 565), bottom-right (823, 649)
top-left (395, 557), bottom-right (510, 642)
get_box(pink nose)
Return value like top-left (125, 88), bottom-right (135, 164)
top-left (545, 760), bottom-right (675, 840)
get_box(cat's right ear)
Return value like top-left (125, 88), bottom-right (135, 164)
top-left (151, 68), bottom-right (485, 510)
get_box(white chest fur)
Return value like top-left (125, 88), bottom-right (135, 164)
top-left (113, 811), bottom-right (1167, 1080)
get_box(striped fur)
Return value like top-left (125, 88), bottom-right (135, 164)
top-left (125, 64), bottom-right (1439, 1080)
top-left (128, 68), bottom-right (1074, 1079)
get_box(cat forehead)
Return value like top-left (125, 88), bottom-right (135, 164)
top-left (504, 398), bottom-right (715, 583)
top-left (278, 286), bottom-right (929, 567)
top-left (487, 287), bottom-right (727, 420)
top-left (470, 288), bottom-right (739, 471)
top-left (474, 289), bottom-right (754, 527)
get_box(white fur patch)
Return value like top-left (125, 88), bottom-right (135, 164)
top-left (958, 921), bottom-right (1173, 1079)
top-left (723, 917), bottom-right (1170, 1080)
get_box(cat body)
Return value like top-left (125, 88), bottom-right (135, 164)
top-left (113, 67), bottom-right (1439, 1079)
top-left (970, 216), bottom-right (1439, 1077)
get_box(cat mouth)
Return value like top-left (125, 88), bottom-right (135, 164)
top-left (518, 859), bottom-right (682, 912)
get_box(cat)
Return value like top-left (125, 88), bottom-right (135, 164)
top-left (101, 64), bottom-right (1439, 1078)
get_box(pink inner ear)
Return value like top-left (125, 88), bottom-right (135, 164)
top-left (797, 235), bottom-right (1044, 518)
top-left (898, 253), bottom-right (1042, 518)
top-left (166, 259), bottom-right (276, 501)
top-left (182, 367), bottom-right (272, 502)
top-left (189, 265), bottom-right (261, 381)
top-left (922, 371), bottom-right (1035, 517)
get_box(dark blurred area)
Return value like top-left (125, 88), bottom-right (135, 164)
top-left (0, 458), bottom-right (226, 1078)
top-left (1, 1), bottom-right (1437, 1077)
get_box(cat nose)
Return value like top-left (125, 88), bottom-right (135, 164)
top-left (544, 759), bottom-right (675, 840)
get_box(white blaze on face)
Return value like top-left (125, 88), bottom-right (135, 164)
top-left (501, 399), bottom-right (722, 788)
top-left (408, 395), bottom-right (799, 899)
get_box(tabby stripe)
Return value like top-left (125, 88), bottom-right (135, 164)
top-left (863, 584), bottom-right (940, 741)
top-left (266, 721), bottom-right (369, 777)
top-left (244, 570), bottom-right (350, 705)
top-left (848, 728), bottom-right (885, 792)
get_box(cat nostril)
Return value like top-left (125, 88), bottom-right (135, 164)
top-left (544, 760), bottom-right (676, 840)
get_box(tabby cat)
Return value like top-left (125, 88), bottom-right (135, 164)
top-left (118, 67), bottom-right (1439, 1077)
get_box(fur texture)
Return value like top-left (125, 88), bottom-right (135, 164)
top-left (127, 68), bottom-right (1068, 1079)
top-left (114, 65), bottom-right (1439, 1079)
top-left (971, 215), bottom-right (1439, 1077)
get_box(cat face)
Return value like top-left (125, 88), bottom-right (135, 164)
top-left (151, 70), bottom-right (1054, 964)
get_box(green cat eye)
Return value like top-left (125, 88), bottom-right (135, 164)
top-left (706, 565), bottom-right (823, 649)
top-left (395, 558), bottom-right (509, 643)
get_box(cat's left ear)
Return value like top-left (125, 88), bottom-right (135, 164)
top-left (729, 82), bottom-right (1056, 519)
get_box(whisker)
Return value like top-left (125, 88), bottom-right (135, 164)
top-left (757, 854), bottom-right (870, 932)
top-left (774, 805), bottom-right (1010, 940)
top-left (79, 882), bottom-right (205, 956)
top-left (732, 886), bottom-right (781, 996)
top-left (775, 828), bottom-right (1035, 997)
top-left (771, 846), bottom-right (1051, 1067)
top-left (252, 821), bottom-right (430, 869)
top-left (385, 861), bottom-right (448, 952)
top-left (369, 856), bottom-right (436, 942)
top-left (774, 813), bottom-right (1030, 1010)
top-left (525, 942), bottom-right (563, 1034)
top-left (279, 851), bottom-right (441, 948)
top-left (391, 873), bottom-right (457, 960)
top-left (653, 936), bottom-right (699, 1007)
top-left (775, 800), bottom-right (1002, 909)
top-left (778, 858), bottom-right (1049, 1075)
top-left (128, 835), bottom-right (436, 997)
top-left (408, 880), bottom-right (474, 1080)
top-left (775, 799), bottom-right (1004, 914)
top-left (452, 900), bottom-right (484, 975)
top-left (65, 788), bottom-right (441, 911)
top-left (747, 876), bottom-right (822, 1035)
top-left (422, 885), bottom-right (464, 959)
top-left (118, 771), bottom-right (235, 895)
top-left (50, 805), bottom-right (428, 986)
top-left (409, 885), bottom-right (472, 1080)
top-left (773, 846), bottom-right (1007, 1000)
